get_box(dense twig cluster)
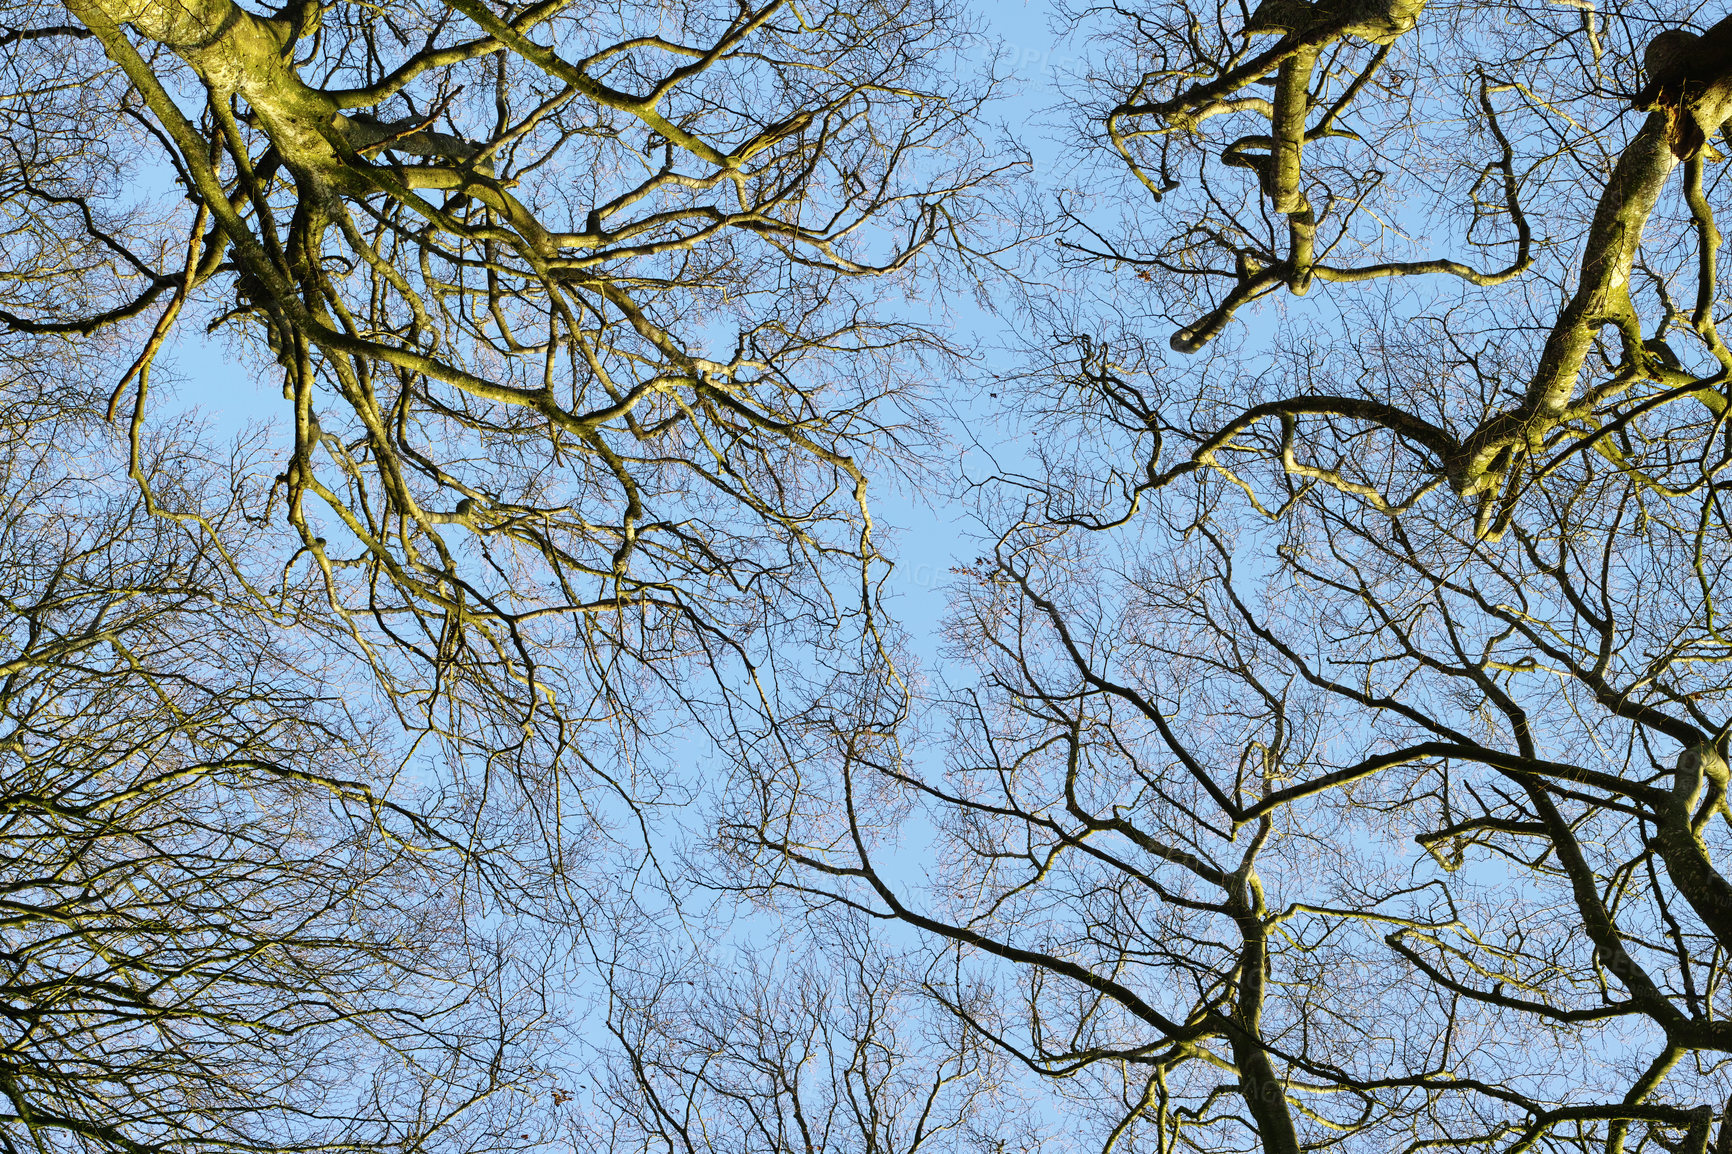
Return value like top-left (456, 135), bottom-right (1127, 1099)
top-left (25, 0), bottom-right (1732, 1150)
top-left (0, 0), bottom-right (1011, 1148)
top-left (719, 2), bottom-right (1732, 1153)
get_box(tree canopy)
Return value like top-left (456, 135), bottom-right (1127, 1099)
top-left (12, 0), bottom-right (1732, 1151)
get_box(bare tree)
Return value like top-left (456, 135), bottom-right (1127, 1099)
top-left (720, 1), bottom-right (1732, 1153)
top-left (0, 5), bottom-right (1030, 1147)
top-left (570, 918), bottom-right (1031, 1154)
top-left (0, 401), bottom-right (563, 1152)
top-left (47, 0), bottom-right (1732, 1149)
top-left (3, 0), bottom-right (1012, 734)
